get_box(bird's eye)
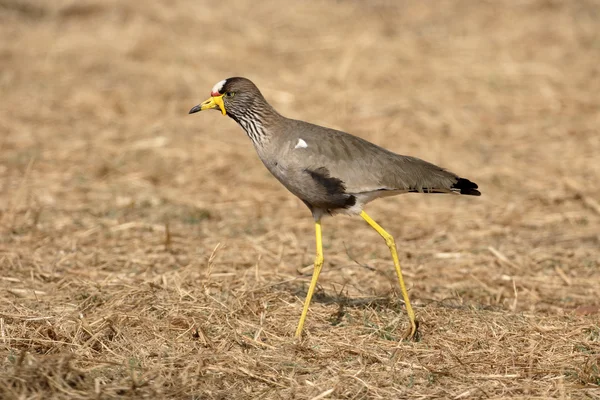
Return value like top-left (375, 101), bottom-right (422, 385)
top-left (225, 92), bottom-right (235, 97)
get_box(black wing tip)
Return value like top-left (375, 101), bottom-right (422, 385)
top-left (453, 178), bottom-right (481, 196)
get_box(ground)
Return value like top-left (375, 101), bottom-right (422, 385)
top-left (1, 0), bottom-right (599, 398)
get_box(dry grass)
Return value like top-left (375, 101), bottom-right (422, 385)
top-left (1, 0), bottom-right (600, 398)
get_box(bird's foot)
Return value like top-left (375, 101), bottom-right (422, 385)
top-left (403, 320), bottom-right (420, 342)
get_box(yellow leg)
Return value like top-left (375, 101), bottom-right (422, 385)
top-left (295, 219), bottom-right (324, 337)
top-left (360, 211), bottom-right (418, 340)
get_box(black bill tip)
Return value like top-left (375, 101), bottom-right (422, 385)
top-left (189, 105), bottom-right (201, 114)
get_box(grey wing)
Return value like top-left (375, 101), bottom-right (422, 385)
top-left (288, 121), bottom-right (469, 195)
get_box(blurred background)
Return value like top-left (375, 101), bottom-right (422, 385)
top-left (1, 0), bottom-right (599, 397)
top-left (2, 0), bottom-right (598, 283)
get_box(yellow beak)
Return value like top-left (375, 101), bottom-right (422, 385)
top-left (189, 94), bottom-right (226, 115)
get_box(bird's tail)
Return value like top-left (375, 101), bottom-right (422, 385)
top-left (452, 178), bottom-right (481, 196)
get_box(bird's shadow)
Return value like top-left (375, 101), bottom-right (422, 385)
top-left (284, 283), bottom-right (501, 315)
top-left (286, 284), bottom-right (402, 327)
top-left (280, 243), bottom-right (500, 327)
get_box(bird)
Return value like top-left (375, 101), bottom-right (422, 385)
top-left (189, 77), bottom-right (481, 340)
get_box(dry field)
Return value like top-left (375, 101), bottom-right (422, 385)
top-left (1, 0), bottom-right (600, 398)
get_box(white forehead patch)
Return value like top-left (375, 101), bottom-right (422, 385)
top-left (211, 80), bottom-right (226, 94)
top-left (295, 138), bottom-right (308, 149)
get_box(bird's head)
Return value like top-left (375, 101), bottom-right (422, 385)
top-left (189, 77), bottom-right (263, 118)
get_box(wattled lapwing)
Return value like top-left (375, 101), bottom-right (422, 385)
top-left (189, 77), bottom-right (481, 339)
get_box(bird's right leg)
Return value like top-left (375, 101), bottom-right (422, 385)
top-left (360, 211), bottom-right (418, 340)
top-left (294, 219), bottom-right (324, 337)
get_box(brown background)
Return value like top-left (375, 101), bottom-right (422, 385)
top-left (1, 0), bottom-right (599, 398)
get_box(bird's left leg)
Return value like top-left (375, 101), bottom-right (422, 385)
top-left (360, 211), bottom-right (418, 340)
top-left (295, 218), bottom-right (324, 337)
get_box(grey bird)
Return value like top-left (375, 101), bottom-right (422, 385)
top-left (189, 77), bottom-right (481, 339)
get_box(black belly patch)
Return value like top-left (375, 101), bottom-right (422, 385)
top-left (306, 167), bottom-right (346, 196)
top-left (305, 167), bottom-right (356, 210)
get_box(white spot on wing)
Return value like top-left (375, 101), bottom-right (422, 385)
top-left (211, 80), bottom-right (226, 94)
top-left (295, 138), bottom-right (308, 149)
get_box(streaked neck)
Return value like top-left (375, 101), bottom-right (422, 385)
top-left (230, 100), bottom-right (280, 147)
